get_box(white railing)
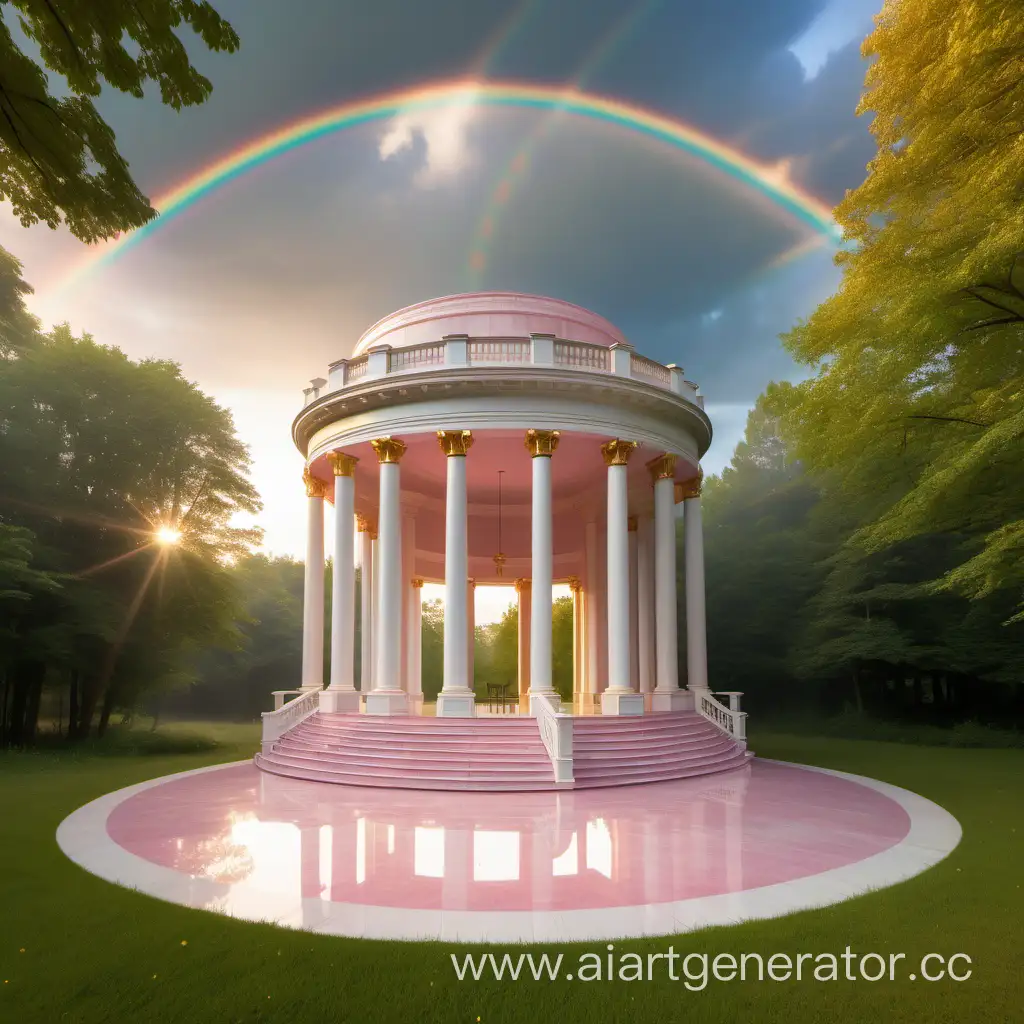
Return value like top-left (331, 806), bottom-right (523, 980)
top-left (697, 689), bottom-right (747, 742)
top-left (554, 339), bottom-right (610, 371)
top-left (389, 341), bottom-right (446, 372)
top-left (261, 688), bottom-right (320, 751)
top-left (468, 338), bottom-right (531, 364)
top-left (347, 357), bottom-right (368, 381)
top-left (631, 353), bottom-right (671, 384)
top-left (532, 692), bottom-right (574, 783)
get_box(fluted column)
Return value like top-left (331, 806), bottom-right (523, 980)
top-left (515, 577), bottom-right (531, 706)
top-left (526, 429), bottom-right (559, 707)
top-left (300, 469), bottom-right (328, 690)
top-left (322, 453), bottom-right (360, 712)
top-left (437, 430), bottom-right (476, 717)
top-left (681, 471), bottom-right (709, 692)
top-left (357, 516), bottom-right (373, 692)
top-left (584, 520), bottom-right (599, 707)
top-left (628, 516), bottom-right (640, 696)
top-left (402, 514), bottom-right (418, 704)
top-left (637, 515), bottom-right (655, 696)
top-left (568, 576), bottom-right (582, 705)
top-left (648, 453), bottom-right (687, 711)
top-left (365, 437), bottom-right (408, 715)
top-left (600, 440), bottom-right (644, 715)
top-left (409, 577), bottom-right (424, 703)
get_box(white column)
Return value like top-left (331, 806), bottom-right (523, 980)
top-left (467, 578), bottom-right (476, 695)
top-left (568, 577), bottom-right (582, 705)
top-left (437, 430), bottom-right (475, 717)
top-left (409, 578), bottom-right (424, 701)
top-left (584, 520), bottom-right (599, 706)
top-left (358, 519), bottom-right (373, 693)
top-left (683, 473), bottom-right (709, 693)
top-left (370, 533), bottom-right (379, 685)
top-left (401, 513), bottom-right (416, 696)
top-left (515, 577), bottom-right (531, 707)
top-left (300, 470), bottom-right (326, 690)
top-left (526, 429), bottom-right (559, 705)
top-left (365, 437), bottom-right (408, 715)
top-left (600, 440), bottom-right (644, 715)
top-left (637, 515), bottom-right (655, 696)
top-left (628, 517), bottom-right (640, 694)
top-left (649, 454), bottom-right (687, 711)
top-left (322, 453), bottom-right (360, 712)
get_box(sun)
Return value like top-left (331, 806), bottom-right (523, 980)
top-left (155, 526), bottom-right (182, 546)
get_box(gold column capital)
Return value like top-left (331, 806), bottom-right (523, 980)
top-left (356, 513), bottom-right (369, 533)
top-left (646, 452), bottom-right (677, 482)
top-left (600, 438), bottom-right (639, 466)
top-left (627, 515), bottom-right (638, 532)
top-left (514, 577), bottom-right (532, 594)
top-left (327, 451), bottom-right (359, 477)
top-left (567, 575), bottom-right (582, 593)
top-left (411, 577), bottom-right (424, 589)
top-left (524, 429), bottom-right (560, 457)
top-left (437, 429), bottom-right (474, 456)
top-left (370, 436), bottom-right (407, 464)
top-left (676, 469), bottom-right (703, 501)
top-left (303, 468), bottom-right (329, 499)
top-left (468, 578), bottom-right (477, 589)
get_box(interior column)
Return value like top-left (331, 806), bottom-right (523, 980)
top-left (365, 437), bottom-right (408, 716)
top-left (409, 578), bottom-right (424, 703)
top-left (682, 471), bottom-right (709, 693)
top-left (637, 514), bottom-right (655, 699)
top-left (600, 439), bottom-right (644, 715)
top-left (357, 516), bottom-right (373, 693)
top-left (437, 430), bottom-right (476, 717)
top-left (584, 519), bottom-right (599, 708)
top-left (322, 452), bottom-right (360, 712)
top-left (525, 429), bottom-right (559, 707)
top-left (648, 453), bottom-right (687, 711)
top-left (515, 577), bottom-right (531, 708)
top-left (300, 469), bottom-right (327, 690)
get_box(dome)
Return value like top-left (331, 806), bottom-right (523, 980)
top-left (352, 292), bottom-right (626, 357)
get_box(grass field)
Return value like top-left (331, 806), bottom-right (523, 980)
top-left (0, 721), bottom-right (1020, 1023)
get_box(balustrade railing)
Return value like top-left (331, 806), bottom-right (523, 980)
top-left (631, 353), bottom-right (671, 384)
top-left (468, 338), bottom-right (531, 364)
top-left (532, 692), bottom-right (574, 783)
top-left (696, 689), bottom-right (747, 742)
top-left (389, 341), bottom-right (446, 372)
top-left (261, 688), bottom-right (321, 751)
top-left (347, 357), bottom-right (368, 381)
top-left (554, 339), bottom-right (610, 371)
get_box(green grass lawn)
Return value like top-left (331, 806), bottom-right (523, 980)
top-left (0, 722), bottom-right (1020, 1023)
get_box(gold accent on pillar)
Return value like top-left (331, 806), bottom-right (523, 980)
top-left (468, 578), bottom-right (477, 589)
top-left (524, 429), bottom-right (560, 457)
top-left (368, 525), bottom-right (378, 541)
top-left (492, 552), bottom-right (507, 577)
top-left (411, 577), bottom-right (424, 589)
top-left (327, 451), bottom-right (359, 477)
top-left (600, 438), bottom-right (639, 466)
top-left (627, 515), bottom-right (638, 532)
top-left (302, 468), bottom-right (329, 499)
top-left (646, 452), bottom-right (677, 482)
top-left (567, 575), bottom-right (582, 593)
top-left (355, 514), bottom-right (369, 533)
top-left (676, 469), bottom-right (704, 501)
top-left (514, 577), bottom-right (532, 594)
top-left (370, 436), bottom-right (407, 464)
top-left (437, 429), bottom-right (474, 456)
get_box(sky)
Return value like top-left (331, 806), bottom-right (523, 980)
top-left (0, 0), bottom-right (881, 622)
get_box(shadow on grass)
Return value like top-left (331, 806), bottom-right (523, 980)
top-left (24, 719), bottom-right (261, 758)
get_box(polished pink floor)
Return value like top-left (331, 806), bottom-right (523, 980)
top-left (104, 760), bottom-right (910, 912)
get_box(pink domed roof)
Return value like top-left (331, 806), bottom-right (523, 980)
top-left (352, 292), bottom-right (626, 356)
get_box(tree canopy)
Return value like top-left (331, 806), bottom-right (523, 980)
top-left (0, 0), bottom-right (238, 241)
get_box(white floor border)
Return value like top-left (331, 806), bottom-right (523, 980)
top-left (55, 758), bottom-right (962, 944)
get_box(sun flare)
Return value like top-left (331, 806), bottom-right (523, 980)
top-left (155, 526), bottom-right (182, 546)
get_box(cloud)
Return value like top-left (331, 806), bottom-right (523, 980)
top-left (378, 100), bottom-right (479, 187)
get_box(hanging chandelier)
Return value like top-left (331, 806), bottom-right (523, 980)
top-left (493, 469), bottom-right (506, 577)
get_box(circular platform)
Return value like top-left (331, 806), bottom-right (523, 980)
top-left (56, 759), bottom-right (960, 942)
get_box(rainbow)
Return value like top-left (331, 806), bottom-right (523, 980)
top-left (56, 80), bottom-right (842, 292)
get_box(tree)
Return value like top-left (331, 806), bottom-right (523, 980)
top-left (780, 0), bottom-right (1024, 618)
top-left (0, 0), bottom-right (239, 241)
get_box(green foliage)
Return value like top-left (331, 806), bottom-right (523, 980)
top-left (0, 0), bottom-right (238, 241)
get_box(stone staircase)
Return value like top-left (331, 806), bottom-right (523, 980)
top-left (254, 710), bottom-right (750, 791)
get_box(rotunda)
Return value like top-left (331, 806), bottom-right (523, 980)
top-left (256, 292), bottom-right (749, 790)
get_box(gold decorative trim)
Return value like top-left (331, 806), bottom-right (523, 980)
top-left (302, 468), bottom-right (329, 499)
top-left (411, 577), bottom-right (424, 589)
top-left (327, 451), bottom-right (359, 477)
top-left (437, 429), bottom-right (474, 456)
top-left (370, 436), bottom-right (407, 464)
top-left (524, 429), bottom-right (560, 457)
top-left (676, 469), bottom-right (703, 501)
top-left (627, 515), bottom-right (638, 532)
top-left (468, 578), bottom-right (477, 589)
top-left (600, 438), bottom-right (639, 466)
top-left (492, 552), bottom-right (507, 577)
top-left (355, 514), bottom-right (369, 533)
top-left (646, 452), bottom-right (677, 482)
top-left (566, 575), bottom-right (582, 593)
top-left (514, 577), bottom-right (531, 594)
